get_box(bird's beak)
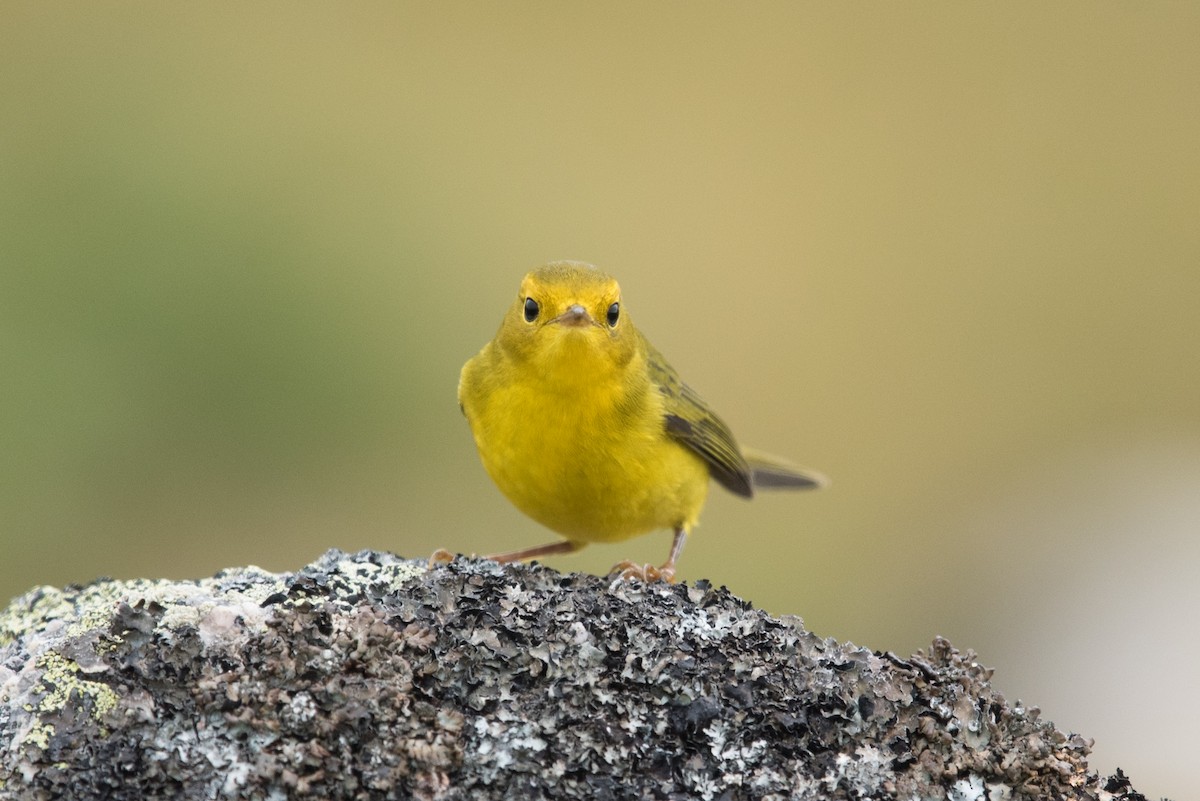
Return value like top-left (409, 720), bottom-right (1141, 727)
top-left (553, 304), bottom-right (595, 327)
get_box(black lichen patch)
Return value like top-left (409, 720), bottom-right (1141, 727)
top-left (0, 549), bottom-right (1155, 801)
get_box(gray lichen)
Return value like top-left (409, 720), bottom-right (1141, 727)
top-left (0, 549), bottom-right (1155, 800)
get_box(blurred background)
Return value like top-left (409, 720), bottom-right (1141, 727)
top-left (2, 4), bottom-right (1197, 797)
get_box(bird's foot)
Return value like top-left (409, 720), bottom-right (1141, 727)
top-left (608, 560), bottom-right (676, 583)
top-left (427, 548), bottom-right (460, 568)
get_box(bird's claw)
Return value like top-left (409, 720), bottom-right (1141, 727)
top-left (427, 548), bottom-right (458, 568)
top-left (608, 560), bottom-right (676, 583)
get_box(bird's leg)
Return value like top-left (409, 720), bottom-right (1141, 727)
top-left (428, 540), bottom-right (582, 569)
top-left (610, 526), bottom-right (688, 583)
top-left (486, 540), bottom-right (583, 563)
top-left (663, 525), bottom-right (688, 577)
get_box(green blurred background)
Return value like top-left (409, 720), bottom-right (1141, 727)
top-left (3, 4), bottom-right (1197, 797)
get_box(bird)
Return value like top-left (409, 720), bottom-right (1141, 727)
top-left (456, 261), bottom-right (824, 581)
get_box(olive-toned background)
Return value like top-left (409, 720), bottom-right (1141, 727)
top-left (3, 5), bottom-right (1197, 797)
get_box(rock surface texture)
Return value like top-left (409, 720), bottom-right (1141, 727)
top-left (0, 549), bottom-right (1153, 800)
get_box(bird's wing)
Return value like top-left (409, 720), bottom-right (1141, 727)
top-left (641, 334), bottom-right (754, 498)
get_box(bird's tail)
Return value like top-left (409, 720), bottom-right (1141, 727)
top-left (742, 447), bottom-right (828, 491)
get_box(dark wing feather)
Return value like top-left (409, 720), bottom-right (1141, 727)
top-left (642, 334), bottom-right (754, 498)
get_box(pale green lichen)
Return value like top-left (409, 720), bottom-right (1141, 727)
top-left (336, 556), bottom-right (427, 592)
top-left (33, 651), bottom-right (120, 718)
top-left (0, 586), bottom-right (73, 646)
top-left (229, 565), bottom-right (294, 602)
top-left (0, 581), bottom-right (139, 645)
top-left (66, 587), bottom-right (128, 641)
top-left (22, 721), bottom-right (54, 750)
top-left (15, 651), bottom-right (120, 750)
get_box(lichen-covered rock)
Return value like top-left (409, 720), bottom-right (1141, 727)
top-left (0, 549), bottom-right (1153, 800)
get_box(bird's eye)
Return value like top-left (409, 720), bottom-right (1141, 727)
top-left (606, 302), bottom-right (620, 327)
top-left (523, 297), bottom-right (540, 322)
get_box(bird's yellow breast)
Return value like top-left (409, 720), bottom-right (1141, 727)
top-left (459, 335), bottom-right (710, 544)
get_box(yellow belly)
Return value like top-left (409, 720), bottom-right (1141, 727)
top-left (464, 370), bottom-right (710, 544)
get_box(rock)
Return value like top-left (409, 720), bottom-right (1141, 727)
top-left (0, 549), bottom-right (1154, 800)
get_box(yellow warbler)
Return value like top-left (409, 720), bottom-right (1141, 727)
top-left (458, 261), bottom-right (824, 581)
